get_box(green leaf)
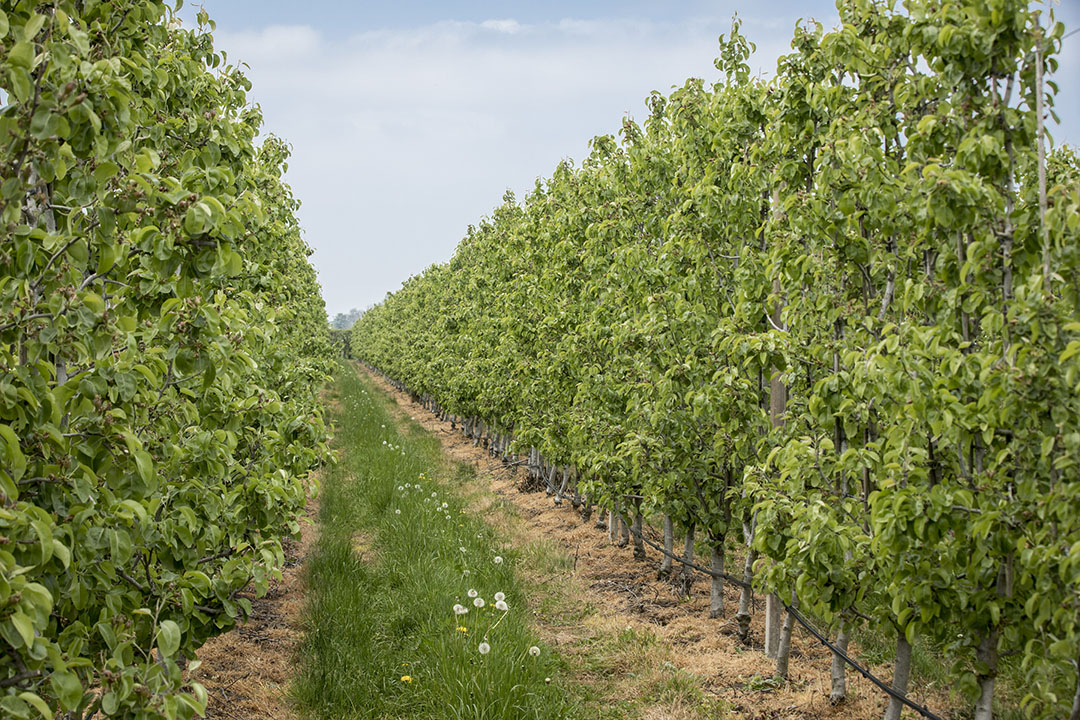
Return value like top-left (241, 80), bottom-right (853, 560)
top-left (17, 693), bottom-right (51, 720)
top-left (49, 671), bottom-right (83, 712)
top-left (0, 424), bottom-right (26, 481)
top-left (10, 612), bottom-right (34, 647)
top-left (157, 619), bottom-right (181, 658)
top-left (133, 449), bottom-right (154, 485)
top-left (22, 14), bottom-right (46, 41)
top-left (8, 41), bottom-right (34, 69)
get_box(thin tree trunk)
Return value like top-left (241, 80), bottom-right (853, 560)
top-left (709, 541), bottom-right (725, 618)
top-left (1035, 27), bottom-right (1049, 285)
top-left (765, 594), bottom-right (783, 658)
top-left (974, 628), bottom-right (998, 720)
top-left (554, 466), bottom-right (570, 505)
top-left (830, 622), bottom-right (850, 703)
top-left (737, 515), bottom-right (757, 644)
top-left (680, 523), bottom-right (696, 597)
top-left (658, 515), bottom-right (674, 580)
top-left (618, 509), bottom-right (630, 548)
top-left (631, 502), bottom-right (645, 560)
top-left (775, 593), bottom-right (796, 678)
top-left (883, 631), bottom-right (913, 720)
top-left (580, 494), bottom-right (593, 523)
top-left (607, 508), bottom-right (616, 542)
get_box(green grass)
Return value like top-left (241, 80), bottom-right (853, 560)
top-left (293, 364), bottom-right (576, 720)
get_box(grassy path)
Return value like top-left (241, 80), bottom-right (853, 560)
top-left (293, 364), bottom-right (575, 719)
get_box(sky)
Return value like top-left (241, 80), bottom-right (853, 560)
top-left (177, 1), bottom-right (1080, 318)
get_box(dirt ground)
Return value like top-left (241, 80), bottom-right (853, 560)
top-left (359, 364), bottom-right (955, 720)
top-left (188, 491), bottom-right (318, 719)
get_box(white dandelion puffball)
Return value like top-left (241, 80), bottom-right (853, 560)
top-left (446, 515), bottom-right (452, 520)
top-left (478, 642), bottom-right (490, 655)
top-left (468, 589), bottom-right (478, 598)
top-left (453, 604), bottom-right (467, 615)
top-left (405, 483), bottom-right (411, 488)
top-left (493, 556), bottom-right (503, 564)
top-left (381, 424), bottom-right (385, 428)
top-left (431, 492), bottom-right (437, 498)
top-left (395, 509), bottom-right (401, 515)
top-left (381, 440), bottom-right (387, 445)
top-left (529, 646), bottom-right (540, 657)
top-left (494, 592), bottom-right (505, 602)
top-left (473, 597), bottom-right (485, 608)
top-left (495, 600), bottom-right (508, 611)
top-left (397, 485), bottom-right (404, 491)
top-left (441, 502), bottom-right (448, 509)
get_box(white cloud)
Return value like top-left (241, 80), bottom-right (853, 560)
top-left (480, 19), bottom-right (523, 34)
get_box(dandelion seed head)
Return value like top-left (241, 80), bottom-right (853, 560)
top-left (494, 556), bottom-right (503, 564)
top-left (395, 509), bottom-right (401, 515)
top-left (441, 502), bottom-right (448, 508)
top-left (473, 597), bottom-right (485, 608)
top-left (494, 592), bottom-right (505, 602)
top-left (529, 646), bottom-right (540, 657)
top-left (468, 589), bottom-right (478, 598)
top-left (495, 600), bottom-right (508, 611)
top-left (478, 642), bottom-right (490, 655)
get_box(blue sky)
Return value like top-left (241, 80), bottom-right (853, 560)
top-left (178, 1), bottom-right (1080, 317)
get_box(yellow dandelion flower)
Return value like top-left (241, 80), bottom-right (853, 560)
top-left (401, 675), bottom-right (413, 683)
top-left (457, 626), bottom-right (468, 633)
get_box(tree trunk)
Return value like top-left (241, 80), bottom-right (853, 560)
top-left (658, 515), bottom-right (674, 580)
top-left (775, 594), bottom-right (796, 678)
top-left (974, 628), bottom-right (999, 720)
top-left (607, 508), bottom-right (616, 542)
top-left (737, 516), bottom-right (756, 644)
top-left (883, 630), bottom-right (913, 720)
top-left (631, 503), bottom-right (646, 560)
top-left (618, 509), bottom-right (630, 548)
top-left (830, 622), bottom-right (850, 703)
top-left (580, 494), bottom-right (593, 523)
top-left (680, 523), bottom-right (696, 597)
top-left (765, 593), bottom-right (783, 658)
top-left (554, 466), bottom-right (570, 505)
top-left (710, 541), bottom-right (726, 619)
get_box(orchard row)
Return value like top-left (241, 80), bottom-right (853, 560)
top-left (1, 3), bottom-right (331, 718)
top-left (353, 2), bottom-right (1080, 719)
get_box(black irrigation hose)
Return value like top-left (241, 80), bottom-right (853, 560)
top-left (619, 520), bottom-right (944, 720)
top-left (369, 366), bottom-right (944, 720)
top-left (787, 605), bottom-right (946, 720)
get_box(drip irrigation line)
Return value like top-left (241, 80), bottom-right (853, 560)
top-left (787, 605), bottom-right (946, 720)
top-left (618, 519), bottom-right (943, 720)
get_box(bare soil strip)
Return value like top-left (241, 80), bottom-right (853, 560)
top-left (189, 493), bottom-right (318, 719)
top-left (359, 364), bottom-right (957, 720)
